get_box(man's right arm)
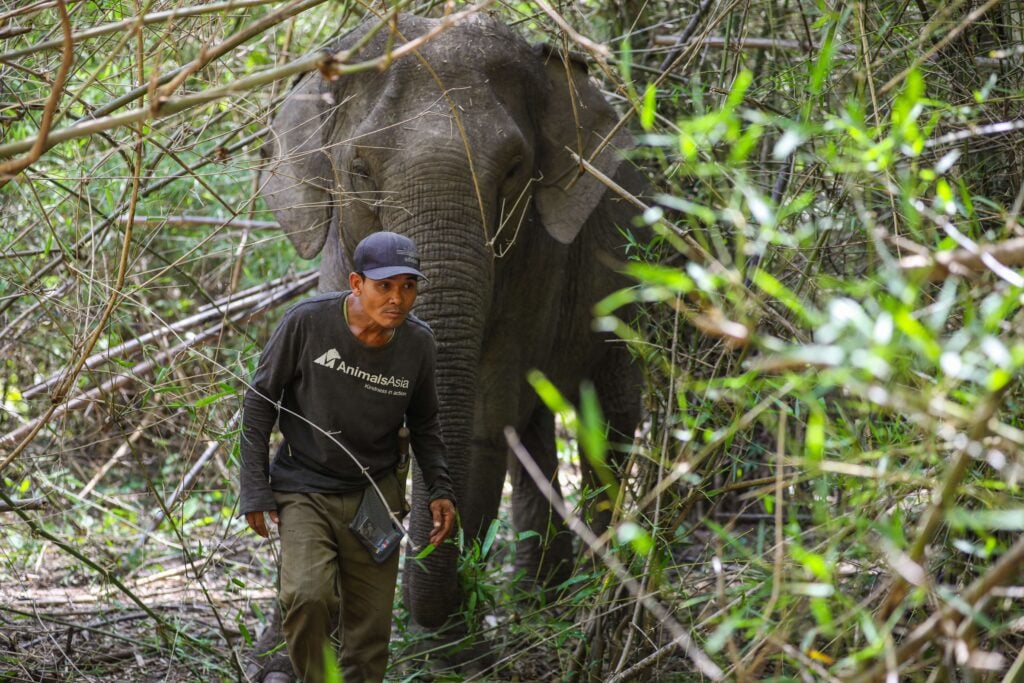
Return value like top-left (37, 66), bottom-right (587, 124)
top-left (239, 379), bottom-right (281, 517)
top-left (238, 313), bottom-right (300, 520)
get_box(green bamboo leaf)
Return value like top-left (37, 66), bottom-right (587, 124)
top-left (481, 518), bottom-right (500, 558)
top-left (948, 507), bottom-right (1024, 530)
top-left (893, 309), bottom-right (941, 361)
top-left (578, 382), bottom-right (610, 488)
top-left (805, 405), bottom-right (825, 463)
top-left (528, 370), bottom-right (573, 419)
top-left (617, 521), bottom-right (653, 555)
top-left (323, 644), bottom-right (342, 683)
top-left (751, 269), bottom-right (817, 325)
top-left (640, 82), bottom-right (657, 131)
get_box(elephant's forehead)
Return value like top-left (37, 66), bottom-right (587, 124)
top-left (363, 15), bottom-right (535, 73)
top-left (392, 40), bottom-right (535, 80)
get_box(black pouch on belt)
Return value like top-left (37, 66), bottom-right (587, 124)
top-left (349, 488), bottom-right (404, 563)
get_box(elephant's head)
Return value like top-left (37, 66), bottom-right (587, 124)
top-left (259, 13), bottom-right (635, 631)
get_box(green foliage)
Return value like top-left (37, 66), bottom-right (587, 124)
top-left (576, 4), bottom-right (1024, 677)
top-left (454, 518), bottom-right (503, 628)
top-left (3, 0), bottom-right (1024, 680)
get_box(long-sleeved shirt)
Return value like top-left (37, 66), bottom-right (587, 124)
top-left (238, 291), bottom-right (454, 515)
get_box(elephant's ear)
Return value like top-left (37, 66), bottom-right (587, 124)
top-left (534, 44), bottom-right (632, 245)
top-left (258, 72), bottom-right (334, 259)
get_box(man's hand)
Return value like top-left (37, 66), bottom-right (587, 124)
top-left (428, 498), bottom-right (455, 546)
top-left (245, 510), bottom-right (279, 538)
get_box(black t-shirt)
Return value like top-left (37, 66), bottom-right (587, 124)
top-left (238, 291), bottom-right (454, 514)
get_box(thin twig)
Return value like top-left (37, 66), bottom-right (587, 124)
top-left (878, 0), bottom-right (1003, 95)
top-left (533, 0), bottom-right (611, 62)
top-left (0, 1), bottom-right (493, 161)
top-left (133, 411), bottom-right (241, 549)
top-left (155, 0), bottom-right (329, 100)
top-left (0, 487), bottom-right (208, 651)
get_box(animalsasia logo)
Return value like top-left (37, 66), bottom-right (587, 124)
top-left (314, 349), bottom-right (411, 389)
top-left (396, 247), bottom-right (418, 265)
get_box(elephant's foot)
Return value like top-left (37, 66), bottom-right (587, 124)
top-left (243, 650), bottom-right (293, 683)
top-left (242, 608), bottom-right (293, 683)
top-left (395, 622), bottom-right (496, 679)
top-left (262, 672), bottom-right (294, 683)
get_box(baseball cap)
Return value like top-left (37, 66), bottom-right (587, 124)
top-left (353, 231), bottom-right (427, 280)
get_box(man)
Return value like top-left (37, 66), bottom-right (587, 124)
top-left (239, 231), bottom-right (457, 683)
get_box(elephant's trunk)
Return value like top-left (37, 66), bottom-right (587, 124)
top-left (387, 194), bottom-right (494, 629)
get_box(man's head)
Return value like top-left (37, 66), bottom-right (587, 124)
top-left (353, 231), bottom-right (426, 280)
top-left (349, 232), bottom-right (424, 333)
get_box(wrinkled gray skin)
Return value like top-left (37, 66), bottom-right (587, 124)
top-left (258, 11), bottom-right (647, 662)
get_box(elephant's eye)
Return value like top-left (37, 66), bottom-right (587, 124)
top-left (500, 156), bottom-right (525, 197)
top-left (505, 158), bottom-right (523, 182)
top-left (351, 157), bottom-right (371, 179)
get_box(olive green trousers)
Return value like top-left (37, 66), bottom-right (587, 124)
top-left (274, 475), bottom-right (402, 683)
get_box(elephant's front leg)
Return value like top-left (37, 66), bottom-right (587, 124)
top-left (461, 433), bottom-right (511, 543)
top-left (507, 405), bottom-right (574, 592)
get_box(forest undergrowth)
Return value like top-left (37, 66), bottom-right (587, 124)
top-left (3, 1), bottom-right (1024, 681)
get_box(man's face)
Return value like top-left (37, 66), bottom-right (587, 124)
top-left (356, 274), bottom-right (419, 329)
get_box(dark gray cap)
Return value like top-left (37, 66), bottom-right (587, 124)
top-left (353, 231), bottom-right (426, 280)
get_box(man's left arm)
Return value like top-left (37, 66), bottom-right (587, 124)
top-left (406, 344), bottom-right (456, 545)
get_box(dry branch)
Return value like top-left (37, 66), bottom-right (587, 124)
top-left (0, 0), bottom-right (497, 161)
top-left (0, 49), bottom-right (326, 160)
top-left (0, 486), bottom-right (209, 652)
top-left (899, 236), bottom-right (1024, 281)
top-left (0, 496), bottom-right (46, 513)
top-left (850, 532), bottom-right (1024, 682)
top-left (878, 386), bottom-right (1010, 620)
top-left (120, 214), bottom-right (280, 230)
top-left (0, 25), bottom-right (31, 39)
top-left (0, 0), bottom-right (285, 62)
top-left (154, 0), bottom-right (329, 100)
top-left (0, 0), bottom-right (72, 181)
top-left (879, 0), bottom-right (1003, 94)
top-left (20, 269), bottom-right (313, 401)
top-left (0, 270), bottom-right (318, 468)
top-left (657, 0), bottom-right (720, 72)
top-left (0, 126), bottom-right (268, 325)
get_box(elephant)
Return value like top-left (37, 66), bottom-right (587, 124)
top-left (256, 10), bottom-right (650, 665)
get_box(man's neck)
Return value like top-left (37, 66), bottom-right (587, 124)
top-left (345, 294), bottom-right (394, 347)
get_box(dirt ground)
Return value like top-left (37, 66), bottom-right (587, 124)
top-left (0, 530), bottom-right (276, 683)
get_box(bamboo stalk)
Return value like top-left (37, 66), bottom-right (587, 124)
top-left (0, 49), bottom-right (327, 160)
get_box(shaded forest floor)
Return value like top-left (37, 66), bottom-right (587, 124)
top-left (0, 463), bottom-right (609, 683)
top-left (1, 528), bottom-right (274, 682)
